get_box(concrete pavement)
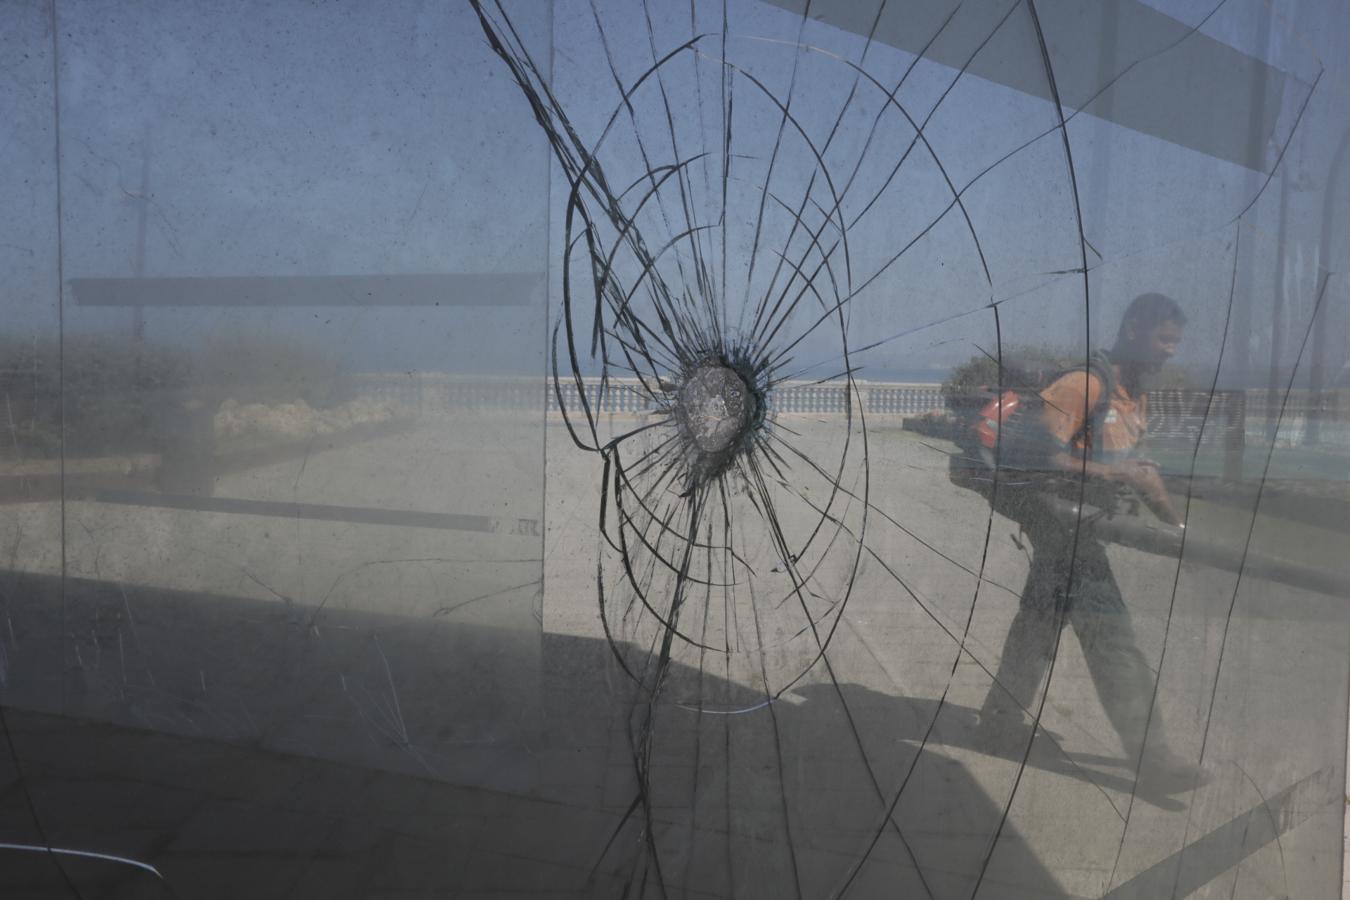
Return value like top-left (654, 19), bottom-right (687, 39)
top-left (0, 411), bottom-right (1342, 896)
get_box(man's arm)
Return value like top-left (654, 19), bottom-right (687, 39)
top-left (1038, 371), bottom-right (1183, 526)
top-left (1044, 447), bottom-right (1183, 526)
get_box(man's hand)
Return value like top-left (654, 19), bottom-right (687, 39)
top-left (1046, 451), bottom-right (1185, 527)
top-left (1108, 459), bottom-right (1182, 526)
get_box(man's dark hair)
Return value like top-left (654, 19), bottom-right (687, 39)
top-left (1117, 292), bottom-right (1187, 345)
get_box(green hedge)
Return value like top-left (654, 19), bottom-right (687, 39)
top-left (0, 334), bottom-right (355, 459)
top-left (0, 337), bottom-right (191, 457)
top-left (940, 346), bottom-right (1076, 413)
top-left (941, 346), bottom-right (1201, 414)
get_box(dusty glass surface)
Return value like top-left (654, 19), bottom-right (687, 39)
top-left (2, 0), bottom-right (1349, 897)
top-left (2, 1), bottom-right (551, 895)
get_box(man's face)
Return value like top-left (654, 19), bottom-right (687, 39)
top-left (1135, 318), bottom-right (1184, 372)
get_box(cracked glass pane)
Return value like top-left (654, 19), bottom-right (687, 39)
top-left (1, 0), bottom-right (1349, 897)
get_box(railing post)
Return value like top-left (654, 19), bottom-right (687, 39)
top-left (1224, 389), bottom-right (1246, 482)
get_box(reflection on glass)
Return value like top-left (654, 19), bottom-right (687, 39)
top-left (0, 0), bottom-right (1347, 897)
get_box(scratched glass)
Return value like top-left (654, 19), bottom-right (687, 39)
top-left (1, 0), bottom-right (1348, 897)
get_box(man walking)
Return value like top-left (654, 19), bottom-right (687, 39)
top-left (978, 293), bottom-right (1201, 785)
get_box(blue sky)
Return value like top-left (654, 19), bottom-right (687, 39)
top-left (3, 0), bottom-right (1348, 386)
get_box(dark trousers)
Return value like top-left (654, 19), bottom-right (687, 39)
top-left (981, 508), bottom-right (1163, 762)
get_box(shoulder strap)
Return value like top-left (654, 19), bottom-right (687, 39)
top-left (1084, 350), bottom-right (1117, 419)
top-left (1065, 351), bottom-right (1118, 456)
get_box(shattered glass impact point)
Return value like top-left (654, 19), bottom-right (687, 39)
top-left (677, 362), bottom-right (752, 453)
top-left (674, 358), bottom-right (760, 479)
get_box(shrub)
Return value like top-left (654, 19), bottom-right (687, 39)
top-left (0, 337), bottom-right (193, 457)
top-left (194, 330), bottom-right (358, 409)
top-left (941, 345), bottom-right (1202, 413)
top-left (941, 346), bottom-right (1077, 413)
top-left (0, 332), bottom-right (356, 458)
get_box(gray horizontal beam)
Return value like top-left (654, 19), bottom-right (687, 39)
top-left (763, 0), bottom-right (1296, 172)
top-left (70, 272), bottom-right (544, 307)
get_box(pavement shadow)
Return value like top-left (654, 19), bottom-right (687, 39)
top-left (0, 568), bottom-right (1122, 898)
